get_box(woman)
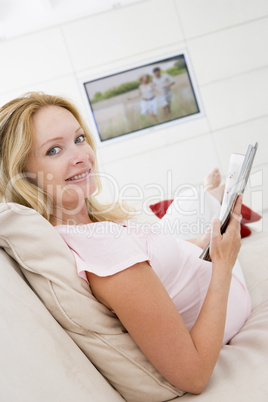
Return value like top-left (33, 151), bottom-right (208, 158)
top-left (0, 92), bottom-right (250, 395)
top-left (128, 74), bottom-right (158, 124)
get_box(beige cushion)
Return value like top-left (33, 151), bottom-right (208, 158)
top-left (238, 230), bottom-right (268, 309)
top-left (181, 304), bottom-right (268, 401)
top-left (0, 249), bottom-right (123, 402)
top-left (0, 203), bottom-right (184, 402)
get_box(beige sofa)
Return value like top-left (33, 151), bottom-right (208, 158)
top-left (0, 202), bottom-right (268, 402)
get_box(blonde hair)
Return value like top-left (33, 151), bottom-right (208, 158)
top-left (139, 74), bottom-right (151, 84)
top-left (0, 92), bottom-right (132, 223)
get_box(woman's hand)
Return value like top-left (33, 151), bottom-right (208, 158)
top-left (210, 195), bottom-right (242, 272)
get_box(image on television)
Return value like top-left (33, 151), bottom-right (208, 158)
top-left (83, 53), bottom-right (200, 142)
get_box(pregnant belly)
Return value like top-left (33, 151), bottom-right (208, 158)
top-left (149, 233), bottom-right (212, 330)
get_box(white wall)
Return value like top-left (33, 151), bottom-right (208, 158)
top-left (1, 0), bottom-right (267, 214)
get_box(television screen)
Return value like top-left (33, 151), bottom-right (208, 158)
top-left (83, 53), bottom-right (200, 142)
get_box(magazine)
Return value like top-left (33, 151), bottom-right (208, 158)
top-left (199, 142), bottom-right (258, 262)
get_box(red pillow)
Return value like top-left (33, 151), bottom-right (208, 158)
top-left (241, 204), bottom-right (262, 224)
top-left (149, 199), bottom-right (173, 219)
top-left (149, 200), bottom-right (261, 238)
top-left (240, 223), bottom-right (252, 238)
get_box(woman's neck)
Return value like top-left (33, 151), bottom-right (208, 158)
top-left (51, 203), bottom-right (93, 226)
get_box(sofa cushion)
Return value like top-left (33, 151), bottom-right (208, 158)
top-left (238, 230), bottom-right (268, 309)
top-left (181, 301), bottom-right (268, 401)
top-left (0, 203), bottom-right (184, 402)
top-left (0, 249), bottom-right (123, 402)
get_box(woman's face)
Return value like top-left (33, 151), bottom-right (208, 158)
top-left (26, 105), bottom-right (97, 215)
top-left (142, 75), bottom-right (149, 84)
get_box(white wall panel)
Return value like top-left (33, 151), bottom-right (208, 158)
top-left (201, 67), bottom-right (268, 131)
top-left (62, 0), bottom-right (184, 72)
top-left (242, 164), bottom-right (268, 212)
top-left (0, 28), bottom-right (73, 93)
top-left (100, 134), bottom-right (218, 196)
top-left (0, 75), bottom-right (85, 113)
top-left (0, 0), bottom-right (267, 213)
top-left (75, 41), bottom-right (187, 82)
top-left (188, 18), bottom-right (268, 85)
top-left (212, 116), bottom-right (268, 170)
top-left (175, 0), bottom-right (268, 39)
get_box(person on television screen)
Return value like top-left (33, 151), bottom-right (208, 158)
top-left (152, 67), bottom-right (175, 117)
top-left (128, 74), bottom-right (158, 124)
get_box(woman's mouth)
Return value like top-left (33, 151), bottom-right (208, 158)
top-left (65, 169), bottom-right (91, 182)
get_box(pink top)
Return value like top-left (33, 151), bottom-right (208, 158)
top-left (56, 220), bottom-right (251, 344)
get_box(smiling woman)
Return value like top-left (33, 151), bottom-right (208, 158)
top-left (25, 105), bottom-right (98, 225)
top-left (0, 92), bottom-right (131, 225)
top-left (0, 91), bottom-right (251, 397)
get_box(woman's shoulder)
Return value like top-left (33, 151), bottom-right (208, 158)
top-left (55, 220), bottom-right (151, 279)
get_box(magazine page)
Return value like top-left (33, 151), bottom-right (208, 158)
top-left (219, 153), bottom-right (245, 222)
top-left (199, 142), bottom-right (258, 261)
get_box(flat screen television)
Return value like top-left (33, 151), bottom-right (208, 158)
top-left (82, 51), bottom-right (202, 143)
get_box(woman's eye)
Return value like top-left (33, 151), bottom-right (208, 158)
top-left (47, 146), bottom-right (61, 156)
top-left (75, 134), bottom-right (85, 144)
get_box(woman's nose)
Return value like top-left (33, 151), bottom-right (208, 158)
top-left (70, 148), bottom-right (89, 165)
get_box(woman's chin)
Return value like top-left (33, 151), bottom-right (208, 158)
top-left (63, 178), bottom-right (97, 197)
top-left (86, 182), bottom-right (98, 199)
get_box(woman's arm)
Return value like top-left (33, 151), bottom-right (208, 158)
top-left (151, 82), bottom-right (161, 94)
top-left (87, 196), bottom-right (242, 395)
